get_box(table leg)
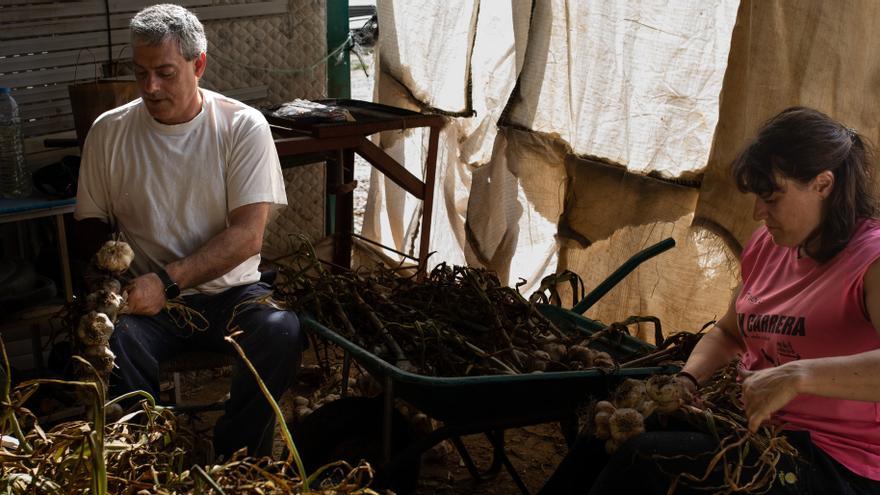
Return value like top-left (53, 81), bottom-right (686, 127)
top-left (31, 322), bottom-right (45, 372)
top-left (332, 149), bottom-right (355, 270)
top-left (54, 214), bottom-right (73, 302)
top-left (418, 125), bottom-right (440, 276)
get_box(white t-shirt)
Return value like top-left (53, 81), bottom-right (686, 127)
top-left (75, 89), bottom-right (287, 294)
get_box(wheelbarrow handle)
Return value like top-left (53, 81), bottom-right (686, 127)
top-left (571, 237), bottom-right (676, 315)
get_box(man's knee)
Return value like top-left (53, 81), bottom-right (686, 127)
top-left (249, 309), bottom-right (303, 355)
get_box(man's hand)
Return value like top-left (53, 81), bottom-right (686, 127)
top-left (739, 363), bottom-right (805, 433)
top-left (123, 273), bottom-right (167, 315)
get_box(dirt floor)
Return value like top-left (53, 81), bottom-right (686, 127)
top-left (174, 346), bottom-right (570, 495)
top-left (415, 424), bottom-right (567, 495)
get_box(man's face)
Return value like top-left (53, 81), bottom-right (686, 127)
top-left (132, 38), bottom-right (205, 125)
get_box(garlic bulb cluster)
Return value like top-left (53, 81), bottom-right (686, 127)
top-left (645, 374), bottom-right (693, 414)
top-left (75, 239), bottom-right (134, 387)
top-left (561, 344), bottom-right (615, 369)
top-left (593, 375), bottom-right (694, 453)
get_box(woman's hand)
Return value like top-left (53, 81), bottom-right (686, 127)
top-left (123, 273), bottom-right (167, 316)
top-left (738, 363), bottom-right (806, 432)
top-left (675, 373), bottom-right (699, 396)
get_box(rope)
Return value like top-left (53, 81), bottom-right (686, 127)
top-left (103, 0), bottom-right (113, 71)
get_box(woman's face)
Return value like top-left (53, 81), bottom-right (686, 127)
top-left (752, 172), bottom-right (832, 249)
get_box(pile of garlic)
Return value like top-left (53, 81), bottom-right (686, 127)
top-left (593, 374), bottom-right (693, 453)
top-left (75, 240), bottom-right (134, 386)
top-left (537, 342), bottom-right (616, 371)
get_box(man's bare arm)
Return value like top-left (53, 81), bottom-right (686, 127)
top-left (166, 202), bottom-right (269, 289)
top-left (124, 202), bottom-right (270, 315)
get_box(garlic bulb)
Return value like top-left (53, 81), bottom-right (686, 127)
top-left (646, 374), bottom-right (692, 414)
top-left (82, 345), bottom-right (116, 374)
top-left (567, 345), bottom-right (594, 367)
top-left (593, 400), bottom-right (616, 439)
top-left (592, 351), bottom-right (615, 369)
top-left (96, 240), bottom-right (135, 274)
top-left (86, 290), bottom-right (125, 321)
top-left (614, 379), bottom-right (649, 410)
top-left (97, 278), bottom-right (122, 295)
top-left (541, 342), bottom-right (567, 362)
top-left (77, 311), bottom-right (114, 346)
top-left (608, 408), bottom-right (645, 444)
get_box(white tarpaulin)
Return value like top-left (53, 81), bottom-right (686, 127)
top-left (507, 0), bottom-right (739, 177)
top-left (361, 0), bottom-right (742, 330)
top-left (376, 0), bottom-right (478, 114)
top-left (362, 0), bottom-right (532, 273)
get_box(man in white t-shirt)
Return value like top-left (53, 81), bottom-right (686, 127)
top-left (74, 3), bottom-right (302, 459)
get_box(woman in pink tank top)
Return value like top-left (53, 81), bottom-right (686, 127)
top-left (541, 108), bottom-right (880, 494)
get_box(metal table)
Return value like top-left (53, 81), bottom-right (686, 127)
top-left (0, 196), bottom-right (75, 302)
top-left (0, 196), bottom-right (75, 372)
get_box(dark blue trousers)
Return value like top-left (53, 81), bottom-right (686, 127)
top-left (109, 281), bottom-right (303, 458)
top-left (539, 427), bottom-right (880, 495)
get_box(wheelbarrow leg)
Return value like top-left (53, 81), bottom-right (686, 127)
top-left (450, 430), bottom-right (531, 495)
top-left (559, 414), bottom-right (579, 447)
top-left (450, 435), bottom-right (504, 481)
top-left (486, 430), bottom-right (530, 495)
top-left (383, 375), bottom-right (394, 464)
top-left (340, 349), bottom-right (351, 398)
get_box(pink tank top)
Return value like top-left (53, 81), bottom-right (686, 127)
top-left (738, 218), bottom-right (880, 480)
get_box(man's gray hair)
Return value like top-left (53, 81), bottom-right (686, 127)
top-left (130, 4), bottom-right (207, 60)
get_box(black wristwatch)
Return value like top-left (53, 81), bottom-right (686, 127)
top-left (156, 268), bottom-right (181, 299)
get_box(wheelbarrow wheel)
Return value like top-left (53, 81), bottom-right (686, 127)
top-left (290, 396), bottom-right (421, 494)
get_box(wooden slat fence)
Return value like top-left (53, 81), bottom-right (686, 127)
top-left (0, 0), bottom-right (281, 169)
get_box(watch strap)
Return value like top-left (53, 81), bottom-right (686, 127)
top-left (155, 267), bottom-right (180, 299)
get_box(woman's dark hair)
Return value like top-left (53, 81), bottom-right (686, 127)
top-left (731, 106), bottom-right (877, 262)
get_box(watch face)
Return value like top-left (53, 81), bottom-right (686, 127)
top-left (165, 283), bottom-right (181, 299)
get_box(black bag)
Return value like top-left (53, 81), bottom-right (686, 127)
top-left (32, 156), bottom-right (80, 199)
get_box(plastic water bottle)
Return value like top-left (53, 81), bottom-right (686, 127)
top-left (0, 87), bottom-right (30, 198)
